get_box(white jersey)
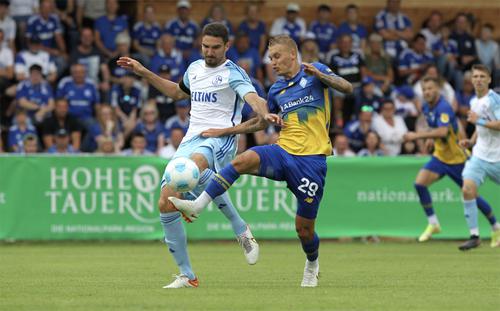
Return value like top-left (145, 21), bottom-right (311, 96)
top-left (471, 90), bottom-right (500, 162)
top-left (181, 59), bottom-right (256, 140)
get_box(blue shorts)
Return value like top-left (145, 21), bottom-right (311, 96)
top-left (161, 134), bottom-right (237, 189)
top-left (423, 156), bottom-right (464, 186)
top-left (251, 144), bottom-right (327, 219)
top-left (462, 156), bottom-right (500, 187)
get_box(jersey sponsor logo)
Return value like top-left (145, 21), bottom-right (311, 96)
top-left (282, 95), bottom-right (315, 110)
top-left (191, 91), bottom-right (218, 103)
top-left (440, 113), bottom-right (449, 123)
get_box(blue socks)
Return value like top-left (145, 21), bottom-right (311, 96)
top-left (160, 212), bottom-right (195, 280)
top-left (463, 199), bottom-right (479, 236)
top-left (476, 196), bottom-right (498, 226)
top-left (192, 168), bottom-right (246, 236)
top-left (205, 164), bottom-right (240, 199)
top-left (414, 183), bottom-right (437, 221)
top-left (301, 232), bottom-right (320, 261)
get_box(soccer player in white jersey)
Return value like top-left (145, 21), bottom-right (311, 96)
top-left (118, 23), bottom-right (281, 288)
top-left (459, 64), bottom-right (500, 250)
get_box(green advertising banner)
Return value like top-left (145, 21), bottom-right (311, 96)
top-left (0, 156), bottom-right (499, 240)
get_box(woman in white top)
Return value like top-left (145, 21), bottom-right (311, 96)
top-left (372, 99), bottom-right (408, 155)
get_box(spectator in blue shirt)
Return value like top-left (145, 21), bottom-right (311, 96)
top-left (85, 104), bottom-right (123, 152)
top-left (237, 3), bottom-right (266, 56)
top-left (15, 37), bottom-right (57, 83)
top-left (165, 0), bottom-right (199, 60)
top-left (133, 103), bottom-right (165, 154)
top-left (201, 3), bottom-right (233, 39)
top-left (432, 24), bottom-right (462, 89)
top-left (450, 13), bottom-right (478, 73)
top-left (46, 128), bottom-right (76, 154)
top-left (7, 109), bottom-right (37, 152)
top-left (227, 31), bottom-right (262, 80)
top-left (108, 32), bottom-right (133, 85)
top-left (132, 5), bottom-right (162, 65)
top-left (56, 63), bottom-right (100, 127)
top-left (344, 106), bottom-right (374, 153)
top-left (398, 34), bottom-right (434, 84)
top-left (147, 65), bottom-right (176, 123)
top-left (355, 77), bottom-right (383, 113)
top-left (26, 0), bottom-right (67, 75)
top-left (337, 4), bottom-right (368, 52)
top-left (110, 72), bottom-right (142, 135)
top-left (165, 99), bottom-right (189, 137)
top-left (309, 4), bottom-right (337, 59)
top-left (374, 0), bottom-right (413, 58)
top-left (16, 64), bottom-right (54, 123)
top-left (94, 0), bottom-right (128, 59)
top-left (150, 33), bottom-right (185, 82)
top-left (269, 3), bottom-right (306, 45)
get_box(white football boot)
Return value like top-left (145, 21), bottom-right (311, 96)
top-left (237, 225), bottom-right (259, 265)
top-left (301, 259), bottom-right (319, 287)
top-left (163, 275), bottom-right (199, 289)
top-left (168, 197), bottom-right (200, 223)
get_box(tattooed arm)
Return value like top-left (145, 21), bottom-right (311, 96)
top-left (303, 62), bottom-right (353, 94)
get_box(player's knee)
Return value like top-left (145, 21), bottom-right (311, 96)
top-left (296, 225), bottom-right (314, 242)
top-left (158, 195), bottom-right (173, 213)
top-left (462, 184), bottom-right (476, 200)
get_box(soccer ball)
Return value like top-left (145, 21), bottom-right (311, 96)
top-left (164, 157), bottom-right (200, 193)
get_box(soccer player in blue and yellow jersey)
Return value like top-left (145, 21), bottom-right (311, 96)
top-left (403, 76), bottom-right (500, 250)
top-left (170, 35), bottom-right (353, 287)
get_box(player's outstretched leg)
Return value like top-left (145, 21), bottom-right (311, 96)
top-left (297, 216), bottom-right (319, 287)
top-left (459, 179), bottom-right (481, 251)
top-left (476, 196), bottom-right (500, 247)
top-left (158, 188), bottom-right (198, 288)
top-left (188, 168), bottom-right (259, 264)
top-left (414, 183), bottom-right (441, 242)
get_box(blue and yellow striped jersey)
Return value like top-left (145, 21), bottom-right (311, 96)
top-left (422, 96), bottom-right (468, 164)
top-left (267, 62), bottom-right (334, 156)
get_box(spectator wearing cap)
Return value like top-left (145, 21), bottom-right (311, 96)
top-left (165, 99), bottom-right (189, 138)
top-left (372, 99), bottom-right (408, 155)
top-left (269, 3), bottom-right (306, 45)
top-left (7, 108), bottom-right (37, 152)
top-left (0, 29), bottom-right (13, 94)
top-left (110, 71), bottom-right (142, 136)
top-left (432, 24), bottom-right (461, 89)
top-left (26, 0), bottom-right (67, 76)
top-left (309, 4), bottom-right (337, 59)
top-left (227, 31), bottom-right (262, 80)
top-left (412, 64), bottom-right (457, 111)
top-left (107, 32), bottom-right (133, 85)
top-left (47, 128), bottom-right (76, 154)
top-left (14, 36), bottom-right (57, 83)
top-left (450, 13), bottom-right (478, 73)
top-left (358, 131), bottom-right (385, 156)
top-left (355, 77), bottom-right (383, 113)
top-left (133, 103), bottom-right (165, 154)
top-left (364, 33), bottom-right (394, 94)
top-left (165, 0), bottom-right (199, 61)
top-left (94, 0), bottom-right (129, 59)
top-left (85, 104), bottom-right (123, 152)
top-left (132, 5), bottom-right (162, 65)
top-left (159, 126), bottom-right (184, 159)
top-left (147, 64), bottom-right (175, 123)
top-left (201, 4), bottom-right (233, 39)
top-left (344, 106), bottom-right (374, 153)
top-left (121, 132), bottom-right (153, 156)
top-left (16, 64), bottom-right (54, 123)
top-left (237, 3), bottom-right (266, 56)
top-left (336, 4), bottom-right (368, 52)
top-left (9, 0), bottom-right (38, 50)
top-left (0, 0), bottom-right (15, 52)
top-left (69, 27), bottom-right (111, 95)
top-left (42, 97), bottom-right (83, 151)
top-left (300, 35), bottom-right (320, 63)
top-left (56, 63), bottom-right (100, 128)
top-left (475, 23), bottom-right (500, 87)
top-left (420, 11), bottom-right (443, 51)
top-left (398, 34), bottom-right (434, 84)
top-left (374, 0), bottom-right (413, 58)
top-left (150, 33), bottom-right (185, 82)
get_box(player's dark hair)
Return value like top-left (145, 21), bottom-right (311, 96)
top-left (421, 76), bottom-right (440, 86)
top-left (202, 22), bottom-right (229, 44)
top-left (471, 64), bottom-right (491, 77)
top-left (131, 132), bottom-right (146, 139)
top-left (413, 33), bottom-right (426, 42)
top-left (345, 4), bottom-right (358, 11)
top-left (482, 23), bottom-right (494, 31)
top-left (318, 4), bottom-right (331, 12)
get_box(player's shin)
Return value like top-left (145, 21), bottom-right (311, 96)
top-left (463, 199), bottom-right (480, 237)
top-left (414, 183), bottom-right (438, 225)
top-left (301, 232), bottom-right (320, 262)
top-left (476, 196), bottom-right (500, 229)
top-left (160, 212), bottom-right (196, 280)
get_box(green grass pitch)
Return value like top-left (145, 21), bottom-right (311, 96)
top-left (1, 241), bottom-right (498, 311)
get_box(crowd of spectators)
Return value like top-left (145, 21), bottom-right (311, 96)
top-left (0, 0), bottom-right (499, 157)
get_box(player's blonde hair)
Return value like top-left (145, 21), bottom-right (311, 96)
top-left (268, 35), bottom-right (298, 54)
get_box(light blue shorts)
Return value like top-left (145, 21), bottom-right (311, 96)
top-left (161, 134), bottom-right (237, 189)
top-left (462, 156), bottom-right (500, 187)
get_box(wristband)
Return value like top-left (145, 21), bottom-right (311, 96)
top-left (476, 118), bottom-right (487, 126)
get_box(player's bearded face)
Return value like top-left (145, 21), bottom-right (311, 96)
top-left (422, 82), bottom-right (439, 104)
top-left (202, 35), bottom-right (228, 67)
